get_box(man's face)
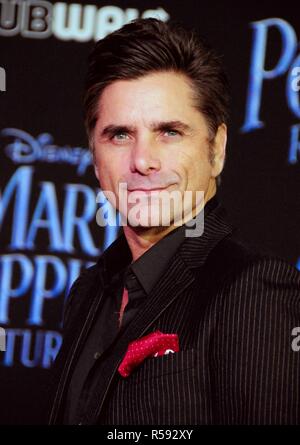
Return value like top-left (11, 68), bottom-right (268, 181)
top-left (93, 71), bottom-right (226, 230)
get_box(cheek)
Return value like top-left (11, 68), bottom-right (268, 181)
top-left (95, 153), bottom-right (121, 190)
top-left (179, 148), bottom-right (212, 189)
top-left (175, 146), bottom-right (204, 175)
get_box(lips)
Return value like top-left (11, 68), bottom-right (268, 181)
top-left (128, 187), bottom-right (166, 192)
top-left (128, 188), bottom-right (169, 196)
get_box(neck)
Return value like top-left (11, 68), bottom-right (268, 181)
top-left (123, 179), bottom-right (217, 262)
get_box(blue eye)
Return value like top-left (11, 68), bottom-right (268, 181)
top-left (165, 129), bottom-right (179, 137)
top-left (112, 132), bottom-right (128, 140)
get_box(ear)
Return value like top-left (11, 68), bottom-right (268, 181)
top-left (211, 123), bottom-right (227, 178)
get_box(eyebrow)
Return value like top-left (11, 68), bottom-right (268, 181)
top-left (98, 120), bottom-right (193, 139)
top-left (151, 120), bottom-right (192, 133)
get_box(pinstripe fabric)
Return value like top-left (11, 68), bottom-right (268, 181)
top-left (48, 202), bottom-right (300, 425)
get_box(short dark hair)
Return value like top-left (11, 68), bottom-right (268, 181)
top-left (83, 18), bottom-right (230, 156)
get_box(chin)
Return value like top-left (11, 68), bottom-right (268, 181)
top-left (124, 205), bottom-right (174, 228)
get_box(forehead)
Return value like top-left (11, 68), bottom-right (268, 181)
top-left (95, 71), bottom-right (204, 127)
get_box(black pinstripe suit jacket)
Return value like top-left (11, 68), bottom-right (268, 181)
top-left (48, 201), bottom-right (300, 425)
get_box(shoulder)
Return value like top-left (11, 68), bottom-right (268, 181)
top-left (68, 263), bottom-right (100, 293)
top-left (62, 263), bottom-right (101, 330)
top-left (211, 230), bottom-right (300, 284)
top-left (211, 232), bottom-right (300, 321)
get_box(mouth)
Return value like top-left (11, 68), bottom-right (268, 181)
top-left (128, 187), bottom-right (166, 192)
top-left (127, 187), bottom-right (171, 197)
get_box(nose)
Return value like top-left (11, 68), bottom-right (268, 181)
top-left (130, 136), bottom-right (161, 175)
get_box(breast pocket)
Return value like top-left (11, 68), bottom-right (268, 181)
top-left (131, 348), bottom-right (197, 381)
top-left (116, 349), bottom-right (200, 425)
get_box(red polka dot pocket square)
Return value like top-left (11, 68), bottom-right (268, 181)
top-left (118, 330), bottom-right (179, 378)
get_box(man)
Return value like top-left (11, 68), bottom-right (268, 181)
top-left (48, 18), bottom-right (300, 425)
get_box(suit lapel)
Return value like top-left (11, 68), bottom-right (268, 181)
top-left (83, 253), bottom-right (195, 424)
top-left (82, 200), bottom-right (235, 424)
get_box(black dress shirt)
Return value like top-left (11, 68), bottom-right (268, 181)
top-left (64, 196), bottom-right (218, 424)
